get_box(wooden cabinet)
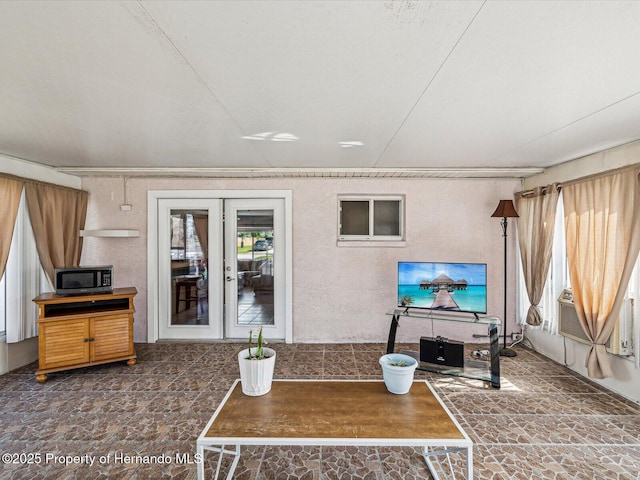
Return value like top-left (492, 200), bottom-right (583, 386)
top-left (38, 318), bottom-right (90, 371)
top-left (33, 287), bottom-right (137, 383)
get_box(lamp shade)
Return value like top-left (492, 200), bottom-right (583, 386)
top-left (491, 199), bottom-right (519, 218)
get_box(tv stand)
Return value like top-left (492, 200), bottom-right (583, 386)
top-left (385, 309), bottom-right (501, 388)
top-left (33, 287), bottom-right (137, 383)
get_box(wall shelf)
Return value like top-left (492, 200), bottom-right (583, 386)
top-left (80, 229), bottom-right (140, 238)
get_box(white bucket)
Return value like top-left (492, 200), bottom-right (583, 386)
top-left (238, 347), bottom-right (276, 396)
top-left (379, 353), bottom-right (418, 394)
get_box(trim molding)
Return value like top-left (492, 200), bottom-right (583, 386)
top-left (59, 167), bottom-right (544, 179)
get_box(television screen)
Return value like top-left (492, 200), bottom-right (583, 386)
top-left (397, 262), bottom-right (487, 314)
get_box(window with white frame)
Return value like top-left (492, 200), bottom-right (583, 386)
top-left (517, 192), bottom-right (639, 357)
top-left (0, 190), bottom-right (48, 341)
top-left (338, 195), bottom-right (404, 240)
top-left (0, 273), bottom-right (5, 336)
top-left (517, 197), bottom-right (567, 333)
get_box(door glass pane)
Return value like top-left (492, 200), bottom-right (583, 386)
top-left (171, 210), bottom-right (208, 326)
top-left (340, 201), bottom-right (369, 235)
top-left (236, 209), bottom-right (274, 326)
top-left (373, 200), bottom-right (400, 235)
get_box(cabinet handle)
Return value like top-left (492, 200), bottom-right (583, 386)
top-left (89, 338), bottom-right (95, 342)
top-left (84, 338), bottom-right (89, 342)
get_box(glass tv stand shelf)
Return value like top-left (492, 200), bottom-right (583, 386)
top-left (385, 309), bottom-right (501, 389)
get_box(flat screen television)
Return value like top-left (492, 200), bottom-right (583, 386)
top-left (397, 261), bottom-right (487, 314)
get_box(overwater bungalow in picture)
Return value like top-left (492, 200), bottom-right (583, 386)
top-left (419, 274), bottom-right (468, 293)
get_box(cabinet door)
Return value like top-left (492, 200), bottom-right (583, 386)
top-left (90, 314), bottom-right (134, 362)
top-left (39, 319), bottom-right (90, 370)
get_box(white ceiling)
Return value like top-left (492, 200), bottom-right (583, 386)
top-left (2, 1), bottom-right (640, 178)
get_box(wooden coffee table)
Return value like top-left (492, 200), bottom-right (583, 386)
top-left (196, 379), bottom-right (472, 479)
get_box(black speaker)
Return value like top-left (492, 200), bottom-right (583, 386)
top-left (420, 336), bottom-right (464, 368)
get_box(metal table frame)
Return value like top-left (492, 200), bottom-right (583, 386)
top-left (196, 379), bottom-right (473, 480)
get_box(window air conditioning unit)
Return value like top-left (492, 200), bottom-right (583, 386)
top-left (557, 289), bottom-right (633, 356)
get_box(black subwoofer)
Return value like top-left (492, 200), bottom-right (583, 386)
top-left (420, 336), bottom-right (464, 368)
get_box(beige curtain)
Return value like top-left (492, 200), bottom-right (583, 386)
top-left (25, 182), bottom-right (88, 285)
top-left (515, 184), bottom-right (560, 326)
top-left (0, 176), bottom-right (25, 278)
top-left (193, 214), bottom-right (209, 260)
top-left (563, 165), bottom-right (640, 379)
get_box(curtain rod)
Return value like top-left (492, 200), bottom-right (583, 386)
top-left (518, 162), bottom-right (640, 197)
top-left (519, 183), bottom-right (561, 198)
top-left (0, 172), bottom-right (86, 194)
top-left (559, 162), bottom-right (640, 189)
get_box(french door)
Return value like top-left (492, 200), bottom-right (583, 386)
top-left (224, 199), bottom-right (286, 340)
top-left (154, 195), bottom-right (287, 341)
top-left (158, 199), bottom-right (223, 340)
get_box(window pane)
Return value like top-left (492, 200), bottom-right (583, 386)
top-left (185, 214), bottom-right (204, 261)
top-left (340, 201), bottom-right (369, 235)
top-left (0, 273), bottom-right (5, 335)
top-left (171, 210), bottom-right (209, 327)
top-left (171, 215), bottom-right (184, 247)
top-left (373, 200), bottom-right (400, 235)
top-left (237, 209), bottom-right (275, 326)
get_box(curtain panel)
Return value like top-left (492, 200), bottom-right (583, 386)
top-left (0, 176), bottom-right (25, 279)
top-left (515, 184), bottom-right (560, 326)
top-left (193, 215), bottom-right (209, 262)
top-left (25, 182), bottom-right (88, 285)
top-left (562, 165), bottom-right (640, 379)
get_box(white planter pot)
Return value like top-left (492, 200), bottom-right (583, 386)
top-left (379, 353), bottom-right (418, 394)
top-left (238, 347), bottom-right (276, 396)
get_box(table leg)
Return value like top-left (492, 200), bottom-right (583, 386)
top-left (422, 445), bottom-right (473, 480)
top-left (198, 444), bottom-right (241, 480)
top-left (197, 445), bottom-right (205, 480)
top-left (186, 285), bottom-right (194, 310)
top-left (386, 314), bottom-right (400, 354)
top-left (488, 323), bottom-right (500, 388)
top-left (176, 284), bottom-right (182, 314)
top-left (226, 445), bottom-right (241, 480)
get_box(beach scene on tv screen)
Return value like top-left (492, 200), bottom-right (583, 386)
top-left (398, 262), bottom-right (487, 313)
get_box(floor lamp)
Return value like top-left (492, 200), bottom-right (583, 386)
top-left (491, 199), bottom-right (519, 357)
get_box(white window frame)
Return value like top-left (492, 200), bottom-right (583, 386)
top-left (517, 193), bottom-right (639, 358)
top-left (542, 198), bottom-right (567, 333)
top-left (0, 190), bottom-right (49, 342)
top-left (517, 195), bottom-right (566, 332)
top-left (337, 195), bottom-right (405, 241)
top-left (0, 267), bottom-right (5, 337)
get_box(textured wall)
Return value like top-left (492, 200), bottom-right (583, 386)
top-left (79, 176), bottom-right (521, 344)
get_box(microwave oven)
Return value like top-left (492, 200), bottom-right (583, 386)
top-left (54, 266), bottom-right (113, 296)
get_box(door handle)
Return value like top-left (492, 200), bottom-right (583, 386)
top-left (226, 276), bottom-right (235, 282)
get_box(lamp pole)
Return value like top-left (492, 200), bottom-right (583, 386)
top-left (500, 217), bottom-right (516, 357)
top-left (491, 199), bottom-right (518, 358)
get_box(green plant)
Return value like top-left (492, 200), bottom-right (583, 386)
top-left (247, 326), bottom-right (268, 360)
top-left (399, 295), bottom-right (414, 307)
top-left (389, 359), bottom-right (410, 367)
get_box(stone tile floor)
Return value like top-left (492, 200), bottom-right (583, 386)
top-left (0, 342), bottom-right (639, 479)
